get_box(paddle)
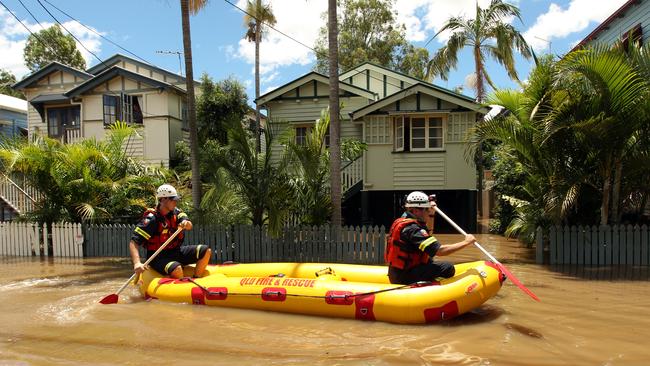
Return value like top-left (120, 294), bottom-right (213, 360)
top-left (434, 206), bottom-right (540, 302)
top-left (99, 227), bottom-right (184, 304)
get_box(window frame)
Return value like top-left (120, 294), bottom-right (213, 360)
top-left (46, 105), bottom-right (80, 138)
top-left (393, 114), bottom-right (446, 152)
top-left (103, 93), bottom-right (143, 126)
top-left (393, 115), bottom-right (404, 152)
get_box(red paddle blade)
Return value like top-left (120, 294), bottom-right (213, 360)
top-left (496, 262), bottom-right (541, 302)
top-left (99, 294), bottom-right (119, 304)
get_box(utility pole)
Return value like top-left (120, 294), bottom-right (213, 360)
top-left (155, 50), bottom-right (184, 76)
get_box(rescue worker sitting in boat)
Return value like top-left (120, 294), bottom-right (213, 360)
top-left (385, 191), bottom-right (476, 284)
top-left (129, 184), bottom-right (212, 279)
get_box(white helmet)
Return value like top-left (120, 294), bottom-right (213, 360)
top-left (405, 191), bottom-right (430, 208)
top-left (156, 184), bottom-right (179, 200)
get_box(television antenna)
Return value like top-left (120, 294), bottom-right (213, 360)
top-left (155, 50), bottom-right (183, 76)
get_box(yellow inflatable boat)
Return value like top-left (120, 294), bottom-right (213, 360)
top-left (138, 261), bottom-right (505, 324)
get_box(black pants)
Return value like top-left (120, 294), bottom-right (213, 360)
top-left (147, 245), bottom-right (208, 275)
top-left (388, 261), bottom-right (455, 284)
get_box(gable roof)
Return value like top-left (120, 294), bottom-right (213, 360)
top-left (350, 83), bottom-right (488, 120)
top-left (87, 54), bottom-right (185, 82)
top-left (255, 71), bottom-right (378, 105)
top-left (12, 62), bottom-right (92, 90)
top-left (66, 66), bottom-right (184, 97)
top-left (339, 61), bottom-right (477, 104)
top-left (573, 0), bottom-right (641, 50)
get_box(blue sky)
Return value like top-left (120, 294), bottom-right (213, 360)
top-left (0, 0), bottom-right (628, 102)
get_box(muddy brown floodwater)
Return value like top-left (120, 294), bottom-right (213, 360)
top-left (0, 233), bottom-right (649, 365)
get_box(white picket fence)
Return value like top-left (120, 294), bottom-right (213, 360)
top-left (0, 222), bottom-right (83, 257)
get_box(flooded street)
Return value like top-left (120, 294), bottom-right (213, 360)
top-left (1, 233), bottom-right (649, 365)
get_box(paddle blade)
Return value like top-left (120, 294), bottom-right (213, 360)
top-left (496, 262), bottom-right (541, 302)
top-left (99, 294), bottom-right (119, 304)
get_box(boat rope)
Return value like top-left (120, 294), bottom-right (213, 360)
top-left (179, 277), bottom-right (434, 300)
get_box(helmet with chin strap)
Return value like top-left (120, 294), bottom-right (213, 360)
top-left (405, 191), bottom-right (430, 208)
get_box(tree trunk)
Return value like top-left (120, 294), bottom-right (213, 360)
top-left (180, 0), bottom-right (202, 214)
top-left (600, 157), bottom-right (612, 225)
top-left (474, 46), bottom-right (485, 103)
top-left (473, 49), bottom-right (485, 221)
top-left (328, 0), bottom-right (341, 227)
top-left (611, 158), bottom-right (623, 224)
top-left (254, 0), bottom-right (262, 153)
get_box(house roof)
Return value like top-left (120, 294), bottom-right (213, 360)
top-left (66, 66), bottom-right (185, 97)
top-left (29, 93), bottom-right (69, 103)
top-left (87, 54), bottom-right (186, 82)
top-left (339, 61), bottom-right (477, 103)
top-left (255, 71), bottom-right (378, 105)
top-left (12, 62), bottom-right (92, 90)
top-left (350, 83), bottom-right (488, 120)
top-left (572, 0), bottom-right (641, 50)
top-left (0, 94), bottom-right (28, 113)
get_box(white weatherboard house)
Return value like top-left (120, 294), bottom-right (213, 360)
top-left (257, 63), bottom-right (488, 231)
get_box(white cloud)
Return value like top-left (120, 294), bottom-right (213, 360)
top-left (523, 0), bottom-right (628, 52)
top-left (234, 0), bottom-right (326, 78)
top-left (395, 0), bottom-right (503, 43)
top-left (0, 8), bottom-right (103, 78)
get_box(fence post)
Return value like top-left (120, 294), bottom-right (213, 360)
top-left (642, 225), bottom-right (648, 266)
top-left (535, 227), bottom-right (543, 264)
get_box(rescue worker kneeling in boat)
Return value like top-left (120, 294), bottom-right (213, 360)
top-left (129, 184), bottom-right (212, 279)
top-left (385, 191), bottom-right (476, 285)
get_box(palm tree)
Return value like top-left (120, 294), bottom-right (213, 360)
top-left (0, 123), bottom-right (165, 224)
top-left (426, 0), bottom-right (533, 102)
top-left (180, 0), bottom-right (208, 214)
top-left (474, 45), bottom-right (650, 238)
top-left (207, 119), bottom-right (293, 234)
top-left (243, 0), bottom-right (277, 152)
top-left (328, 0), bottom-right (342, 227)
top-left (283, 108), bottom-right (368, 225)
top-left (551, 45), bottom-right (647, 225)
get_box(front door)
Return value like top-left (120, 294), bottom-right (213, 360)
top-left (47, 106), bottom-right (80, 140)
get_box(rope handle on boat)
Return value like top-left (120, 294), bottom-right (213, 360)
top-left (179, 277), bottom-right (433, 300)
top-left (179, 277), bottom-right (227, 296)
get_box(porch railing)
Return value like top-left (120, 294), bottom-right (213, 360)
top-left (341, 157), bottom-right (363, 194)
top-left (0, 173), bottom-right (39, 214)
top-left (64, 127), bottom-right (82, 144)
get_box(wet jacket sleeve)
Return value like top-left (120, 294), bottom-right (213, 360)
top-left (131, 213), bottom-right (157, 246)
top-left (400, 223), bottom-right (440, 257)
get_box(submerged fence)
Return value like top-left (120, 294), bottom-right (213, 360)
top-left (536, 225), bottom-right (650, 266)
top-left (0, 222), bottom-right (387, 264)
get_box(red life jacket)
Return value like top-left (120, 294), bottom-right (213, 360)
top-left (142, 208), bottom-right (185, 251)
top-left (385, 218), bottom-right (430, 270)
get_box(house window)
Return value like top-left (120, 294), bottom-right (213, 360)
top-left (181, 100), bottom-right (188, 130)
top-left (365, 116), bottom-right (391, 144)
top-left (393, 116), bottom-right (404, 151)
top-left (103, 93), bottom-right (143, 126)
top-left (324, 128), bottom-right (330, 148)
top-left (103, 95), bottom-right (119, 126)
top-left (393, 115), bottom-right (445, 152)
top-left (47, 106), bottom-right (80, 138)
top-left (295, 126), bottom-right (308, 145)
top-left (621, 24), bottom-right (643, 52)
top-left (410, 116), bottom-right (443, 151)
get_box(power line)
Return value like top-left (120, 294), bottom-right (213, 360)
top-left (15, 0), bottom-right (74, 63)
top-left (221, 0), bottom-right (428, 96)
top-left (41, 0), bottom-right (154, 65)
top-left (35, 0), bottom-right (110, 69)
top-left (0, 0), bottom-right (68, 65)
top-left (16, 0), bottom-right (46, 31)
